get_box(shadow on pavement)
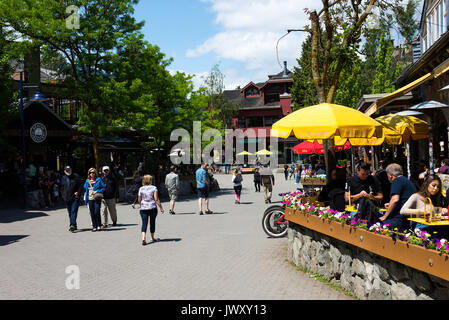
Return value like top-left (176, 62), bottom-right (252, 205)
top-left (147, 238), bottom-right (182, 244)
top-left (0, 210), bottom-right (49, 224)
top-left (0, 235), bottom-right (29, 246)
top-left (175, 188), bottom-right (235, 203)
top-left (114, 223), bottom-right (138, 227)
top-left (172, 212), bottom-right (196, 215)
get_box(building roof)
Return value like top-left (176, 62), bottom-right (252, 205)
top-left (224, 90), bottom-right (281, 110)
top-left (12, 63), bottom-right (66, 82)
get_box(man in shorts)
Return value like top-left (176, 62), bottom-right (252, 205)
top-left (196, 163), bottom-right (213, 215)
top-left (165, 165), bottom-right (180, 215)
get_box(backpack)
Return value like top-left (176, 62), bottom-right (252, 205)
top-left (355, 197), bottom-right (380, 225)
top-left (261, 175), bottom-right (272, 185)
top-left (234, 174), bottom-right (243, 184)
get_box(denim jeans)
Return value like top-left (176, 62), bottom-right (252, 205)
top-left (66, 199), bottom-right (80, 228)
top-left (140, 208), bottom-right (158, 233)
top-left (88, 199), bottom-right (102, 229)
top-left (383, 215), bottom-right (404, 230)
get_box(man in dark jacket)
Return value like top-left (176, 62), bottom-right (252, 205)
top-left (260, 165), bottom-right (275, 204)
top-left (101, 166), bottom-right (119, 228)
top-left (60, 166), bottom-right (83, 232)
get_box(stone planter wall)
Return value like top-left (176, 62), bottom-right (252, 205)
top-left (287, 222), bottom-right (449, 300)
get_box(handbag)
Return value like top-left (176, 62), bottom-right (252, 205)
top-left (89, 180), bottom-right (103, 200)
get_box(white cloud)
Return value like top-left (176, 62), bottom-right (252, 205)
top-left (186, 0), bottom-right (321, 88)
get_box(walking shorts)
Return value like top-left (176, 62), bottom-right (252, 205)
top-left (197, 187), bottom-right (209, 199)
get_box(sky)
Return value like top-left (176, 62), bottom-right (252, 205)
top-left (133, 0), bottom-right (321, 91)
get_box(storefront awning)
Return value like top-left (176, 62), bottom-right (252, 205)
top-left (365, 57), bottom-right (449, 116)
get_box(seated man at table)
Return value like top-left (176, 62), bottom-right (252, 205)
top-left (379, 164), bottom-right (416, 229)
top-left (345, 162), bottom-right (383, 206)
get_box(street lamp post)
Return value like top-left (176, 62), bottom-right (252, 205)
top-left (19, 71), bottom-right (47, 209)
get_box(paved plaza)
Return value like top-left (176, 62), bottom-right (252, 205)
top-left (0, 172), bottom-right (352, 300)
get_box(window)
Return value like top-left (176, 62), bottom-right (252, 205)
top-left (238, 117), bottom-right (246, 128)
top-left (264, 115), bottom-right (282, 126)
top-left (265, 93), bottom-right (280, 103)
top-left (441, 1), bottom-right (444, 35)
top-left (437, 6), bottom-right (440, 39)
top-left (246, 117), bottom-right (263, 128)
top-left (245, 87), bottom-right (259, 97)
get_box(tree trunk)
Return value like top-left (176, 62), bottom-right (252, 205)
top-left (92, 132), bottom-right (100, 172)
top-left (310, 11), bottom-right (325, 104)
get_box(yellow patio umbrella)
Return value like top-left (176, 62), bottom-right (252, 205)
top-left (271, 103), bottom-right (383, 140)
top-left (333, 114), bottom-right (428, 146)
top-left (272, 103), bottom-right (383, 197)
top-left (376, 113), bottom-right (429, 144)
top-left (255, 149), bottom-right (272, 155)
top-left (237, 151), bottom-right (253, 156)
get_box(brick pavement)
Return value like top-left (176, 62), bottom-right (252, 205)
top-left (0, 172), bottom-right (352, 300)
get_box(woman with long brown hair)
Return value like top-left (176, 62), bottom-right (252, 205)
top-left (400, 175), bottom-right (448, 230)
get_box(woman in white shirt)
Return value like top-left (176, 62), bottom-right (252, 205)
top-left (400, 175), bottom-right (447, 230)
top-left (138, 175), bottom-right (164, 245)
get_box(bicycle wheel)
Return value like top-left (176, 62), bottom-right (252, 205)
top-left (262, 205), bottom-right (288, 238)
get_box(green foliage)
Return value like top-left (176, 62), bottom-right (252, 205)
top-left (394, 0), bottom-right (420, 45)
top-left (0, 0), bottom-right (145, 167)
top-left (334, 56), bottom-right (363, 109)
top-left (0, 22), bottom-right (18, 158)
top-left (372, 32), bottom-right (402, 94)
top-left (291, 35), bottom-right (318, 110)
top-left (201, 64), bottom-right (241, 130)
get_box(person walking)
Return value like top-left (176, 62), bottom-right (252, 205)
top-left (295, 164), bottom-right (302, 184)
top-left (83, 168), bottom-right (106, 232)
top-left (60, 166), bottom-right (83, 232)
top-left (101, 166), bottom-right (119, 228)
top-left (138, 175), bottom-right (164, 245)
top-left (196, 163), bottom-right (213, 215)
top-left (254, 168), bottom-right (261, 192)
top-left (260, 164), bottom-right (275, 204)
top-left (131, 169), bottom-right (143, 209)
top-left (232, 169), bottom-right (243, 204)
top-left (165, 165), bottom-right (180, 215)
top-left (289, 162), bottom-right (295, 180)
top-left (283, 164), bottom-right (289, 181)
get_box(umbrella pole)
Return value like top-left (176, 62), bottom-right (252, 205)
top-left (406, 141), bottom-right (411, 179)
top-left (351, 146), bottom-right (355, 177)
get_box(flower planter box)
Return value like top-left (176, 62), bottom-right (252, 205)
top-left (302, 177), bottom-right (326, 186)
top-left (285, 207), bottom-right (449, 282)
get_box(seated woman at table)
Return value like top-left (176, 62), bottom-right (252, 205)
top-left (400, 175), bottom-right (448, 231)
top-left (318, 167), bottom-right (346, 212)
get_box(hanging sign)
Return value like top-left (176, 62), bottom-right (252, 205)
top-left (30, 123), bottom-right (47, 143)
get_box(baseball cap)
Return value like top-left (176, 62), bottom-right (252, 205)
top-left (102, 166), bottom-right (110, 171)
top-left (64, 166), bottom-right (72, 171)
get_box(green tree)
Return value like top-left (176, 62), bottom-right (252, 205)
top-left (0, 22), bottom-right (18, 157)
top-left (372, 32), bottom-right (402, 94)
top-left (0, 0), bottom-right (145, 170)
top-left (291, 34), bottom-right (318, 110)
top-left (202, 64), bottom-right (241, 130)
top-left (334, 56), bottom-right (363, 109)
top-left (393, 0), bottom-right (420, 66)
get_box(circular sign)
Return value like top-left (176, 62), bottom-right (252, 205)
top-left (30, 123), bottom-right (47, 143)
